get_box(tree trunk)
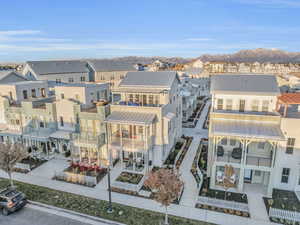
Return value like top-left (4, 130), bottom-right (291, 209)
top-left (8, 170), bottom-right (14, 187)
top-left (164, 206), bottom-right (169, 225)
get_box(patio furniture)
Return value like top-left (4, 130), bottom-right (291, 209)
top-left (231, 147), bottom-right (242, 159)
top-left (216, 171), bottom-right (224, 183)
top-left (217, 146), bottom-right (224, 157)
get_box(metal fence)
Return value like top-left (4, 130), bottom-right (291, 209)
top-left (269, 207), bottom-right (300, 222)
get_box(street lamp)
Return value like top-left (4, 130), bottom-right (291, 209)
top-left (105, 123), bottom-right (113, 213)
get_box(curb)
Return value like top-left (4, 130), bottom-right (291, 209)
top-left (27, 200), bottom-right (126, 225)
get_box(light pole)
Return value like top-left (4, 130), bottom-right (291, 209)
top-left (105, 123), bottom-right (113, 213)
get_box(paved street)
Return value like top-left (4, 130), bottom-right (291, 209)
top-left (0, 206), bottom-right (91, 225)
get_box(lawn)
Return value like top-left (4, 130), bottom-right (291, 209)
top-left (0, 178), bottom-right (213, 225)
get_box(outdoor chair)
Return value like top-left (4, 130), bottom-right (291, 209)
top-left (231, 147), bottom-right (242, 159)
top-left (217, 146), bottom-right (224, 157)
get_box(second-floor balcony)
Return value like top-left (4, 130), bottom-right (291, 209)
top-left (110, 132), bottom-right (154, 152)
top-left (72, 132), bottom-right (106, 148)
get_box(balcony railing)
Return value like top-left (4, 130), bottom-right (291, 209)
top-left (112, 101), bottom-right (162, 107)
top-left (110, 132), bottom-right (154, 152)
top-left (216, 151), bottom-right (242, 164)
top-left (246, 155), bottom-right (272, 167)
top-left (72, 132), bottom-right (105, 148)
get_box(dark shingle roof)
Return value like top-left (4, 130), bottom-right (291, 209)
top-left (27, 60), bottom-right (89, 75)
top-left (88, 60), bottom-right (137, 72)
top-left (211, 74), bottom-right (280, 95)
top-left (119, 71), bottom-right (178, 88)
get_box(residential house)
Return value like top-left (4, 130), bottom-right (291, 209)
top-left (105, 71), bottom-right (182, 174)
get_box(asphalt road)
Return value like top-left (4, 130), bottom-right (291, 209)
top-left (0, 206), bottom-right (91, 225)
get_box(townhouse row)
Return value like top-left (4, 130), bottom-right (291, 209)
top-left (0, 71), bottom-right (182, 175)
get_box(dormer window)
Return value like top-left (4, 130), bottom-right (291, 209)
top-left (217, 99), bottom-right (223, 110)
top-left (31, 89), bottom-right (36, 98)
top-left (262, 100), bottom-right (269, 112)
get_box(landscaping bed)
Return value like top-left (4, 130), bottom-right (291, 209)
top-left (175, 136), bottom-right (193, 170)
top-left (0, 179), bottom-right (213, 225)
top-left (53, 162), bottom-right (107, 187)
top-left (191, 140), bottom-right (204, 186)
top-left (183, 100), bottom-right (207, 128)
top-left (164, 140), bottom-right (185, 166)
top-left (263, 189), bottom-right (300, 224)
top-left (13, 157), bottom-right (47, 174)
top-left (198, 141), bottom-right (208, 174)
top-left (202, 106), bottom-right (211, 129)
top-left (196, 203), bottom-right (249, 218)
top-left (116, 172), bottom-right (144, 184)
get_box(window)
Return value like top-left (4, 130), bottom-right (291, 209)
top-left (56, 79), bottom-right (61, 84)
top-left (138, 126), bottom-right (143, 134)
top-left (61, 93), bottom-right (65, 99)
top-left (9, 91), bottom-right (13, 100)
top-left (226, 99), bottom-right (233, 111)
top-left (258, 142), bottom-right (265, 149)
top-left (251, 100), bottom-right (259, 112)
top-left (149, 95), bottom-right (154, 105)
top-left (155, 95), bottom-right (159, 105)
top-left (135, 94), bottom-right (139, 103)
top-left (239, 99), bottom-right (245, 112)
top-left (129, 94), bottom-right (133, 102)
top-left (41, 88), bottom-right (46, 97)
top-left (31, 89), bottom-right (36, 98)
top-left (68, 78), bottom-right (74, 83)
top-left (230, 139), bottom-right (236, 146)
top-left (262, 100), bottom-right (269, 112)
top-left (286, 138), bottom-right (296, 154)
top-left (60, 116), bottom-right (64, 127)
top-left (80, 76), bottom-right (86, 82)
top-left (39, 122), bottom-right (44, 128)
top-left (16, 120), bottom-right (20, 125)
top-left (75, 94), bottom-right (79, 101)
top-left (221, 138), bottom-right (227, 145)
top-left (22, 90), bottom-right (28, 99)
top-left (281, 168), bottom-right (290, 183)
top-left (217, 99), bottom-right (223, 110)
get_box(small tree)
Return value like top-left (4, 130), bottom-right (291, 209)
top-left (144, 168), bottom-right (183, 225)
top-left (0, 142), bottom-right (27, 187)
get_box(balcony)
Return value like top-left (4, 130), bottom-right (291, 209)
top-left (110, 132), bottom-right (154, 152)
top-left (72, 132), bottom-right (105, 148)
top-left (112, 101), bottom-right (163, 108)
top-left (216, 147), bottom-right (242, 164)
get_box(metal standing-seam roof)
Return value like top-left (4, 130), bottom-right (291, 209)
top-left (211, 120), bottom-right (285, 140)
top-left (105, 111), bottom-right (156, 125)
top-left (119, 71), bottom-right (178, 88)
top-left (27, 60), bottom-right (89, 75)
top-left (211, 74), bottom-right (280, 95)
top-left (88, 60), bottom-right (137, 72)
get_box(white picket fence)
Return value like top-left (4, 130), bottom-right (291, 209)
top-left (269, 207), bottom-right (300, 222)
top-left (197, 196), bottom-right (249, 212)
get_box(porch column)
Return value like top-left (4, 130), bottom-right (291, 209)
top-left (271, 142), bottom-right (277, 168)
top-left (267, 170), bottom-right (274, 197)
top-left (238, 168), bottom-right (244, 192)
top-left (145, 124), bottom-right (149, 172)
top-left (210, 164), bottom-right (216, 189)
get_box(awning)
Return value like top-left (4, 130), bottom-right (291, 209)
top-left (50, 130), bottom-right (71, 140)
top-left (211, 120), bottom-right (285, 141)
top-left (105, 111), bottom-right (156, 125)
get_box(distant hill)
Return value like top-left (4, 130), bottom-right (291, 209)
top-left (197, 48), bottom-right (300, 63)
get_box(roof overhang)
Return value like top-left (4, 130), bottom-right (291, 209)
top-left (105, 111), bottom-right (156, 125)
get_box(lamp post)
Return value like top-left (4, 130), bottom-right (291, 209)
top-left (105, 123), bottom-right (113, 213)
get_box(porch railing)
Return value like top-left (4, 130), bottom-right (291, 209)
top-left (246, 156), bottom-right (272, 167)
top-left (72, 132), bottom-right (106, 148)
top-left (269, 207), bottom-right (300, 222)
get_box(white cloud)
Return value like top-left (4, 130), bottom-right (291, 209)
top-left (0, 30), bottom-right (41, 36)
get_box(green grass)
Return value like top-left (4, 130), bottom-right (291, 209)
top-left (0, 178), bottom-right (213, 225)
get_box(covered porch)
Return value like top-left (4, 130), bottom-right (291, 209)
top-left (105, 111), bottom-right (156, 174)
top-left (210, 119), bottom-right (285, 196)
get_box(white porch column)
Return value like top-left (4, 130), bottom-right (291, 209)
top-left (210, 164), bottom-right (216, 189)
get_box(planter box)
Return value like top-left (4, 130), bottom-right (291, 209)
top-left (54, 171), bottom-right (98, 187)
top-left (113, 175), bottom-right (146, 193)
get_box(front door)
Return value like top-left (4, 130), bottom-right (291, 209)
top-left (239, 100), bottom-right (245, 112)
top-left (252, 170), bottom-right (264, 184)
top-left (244, 169), bottom-right (252, 183)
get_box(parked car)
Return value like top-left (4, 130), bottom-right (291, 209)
top-left (0, 188), bottom-right (27, 215)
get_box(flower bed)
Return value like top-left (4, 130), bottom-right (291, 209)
top-left (53, 162), bottom-right (107, 187)
top-left (175, 136), bottom-right (193, 170)
top-left (0, 178), bottom-right (213, 225)
top-left (198, 142), bottom-right (208, 173)
top-left (196, 203), bottom-right (249, 217)
top-left (202, 106), bottom-right (211, 129)
top-left (191, 141), bottom-right (204, 186)
top-left (183, 101), bottom-right (206, 128)
top-left (116, 172), bottom-right (144, 185)
top-left (263, 189), bottom-right (300, 224)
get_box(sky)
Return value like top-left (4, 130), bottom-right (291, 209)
top-left (0, 0), bottom-right (300, 62)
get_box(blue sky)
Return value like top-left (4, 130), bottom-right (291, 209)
top-left (0, 0), bottom-right (299, 62)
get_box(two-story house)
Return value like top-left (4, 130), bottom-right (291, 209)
top-left (208, 74), bottom-right (284, 197)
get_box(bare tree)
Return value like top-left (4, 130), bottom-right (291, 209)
top-left (144, 168), bottom-right (183, 225)
top-left (0, 142), bottom-right (27, 187)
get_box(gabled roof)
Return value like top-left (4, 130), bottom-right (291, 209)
top-left (211, 74), bottom-right (279, 95)
top-left (119, 71), bottom-right (179, 88)
top-left (87, 60), bottom-right (137, 72)
top-left (26, 60), bottom-right (89, 75)
top-left (0, 70), bottom-right (28, 83)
